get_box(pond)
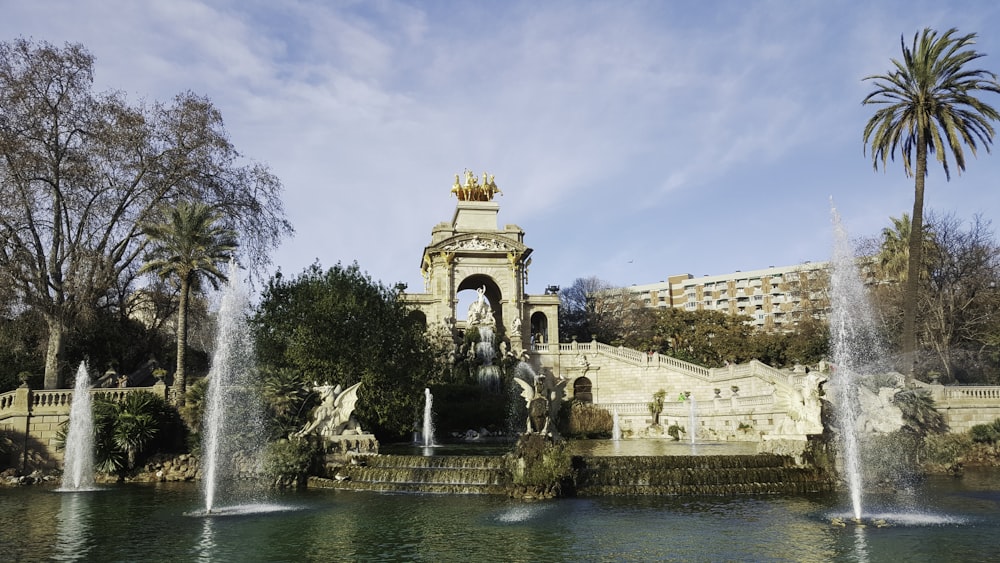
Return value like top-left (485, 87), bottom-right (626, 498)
top-left (2, 468), bottom-right (998, 561)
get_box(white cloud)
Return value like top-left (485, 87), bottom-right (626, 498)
top-left (2, 0), bottom-right (999, 292)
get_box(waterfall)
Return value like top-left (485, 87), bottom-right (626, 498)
top-left (612, 408), bottom-right (621, 441)
top-left (60, 362), bottom-right (95, 491)
top-left (476, 326), bottom-right (500, 389)
top-left (201, 264), bottom-right (264, 514)
top-left (421, 388), bottom-right (436, 447)
top-left (829, 206), bottom-right (886, 521)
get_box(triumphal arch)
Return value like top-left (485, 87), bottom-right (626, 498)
top-left (401, 170), bottom-right (559, 354)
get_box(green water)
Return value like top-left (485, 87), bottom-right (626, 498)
top-left (2, 470), bottom-right (999, 562)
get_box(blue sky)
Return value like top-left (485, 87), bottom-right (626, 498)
top-left (4, 0), bottom-right (1000, 296)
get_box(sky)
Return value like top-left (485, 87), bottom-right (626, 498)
top-left (4, 0), bottom-right (1000, 298)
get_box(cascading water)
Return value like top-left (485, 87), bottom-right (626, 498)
top-left (476, 326), bottom-right (501, 389)
top-left (60, 362), bottom-right (95, 491)
top-left (829, 206), bottom-right (886, 521)
top-left (201, 265), bottom-right (265, 514)
top-left (612, 408), bottom-right (621, 441)
top-left (421, 388), bottom-right (436, 447)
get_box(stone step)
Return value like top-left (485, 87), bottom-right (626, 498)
top-left (576, 480), bottom-right (833, 496)
top-left (576, 454), bottom-right (797, 471)
top-left (575, 466), bottom-right (828, 487)
top-left (308, 476), bottom-right (510, 495)
top-left (344, 466), bottom-right (509, 486)
top-left (362, 455), bottom-right (508, 470)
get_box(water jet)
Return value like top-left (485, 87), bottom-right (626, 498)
top-left (59, 362), bottom-right (96, 491)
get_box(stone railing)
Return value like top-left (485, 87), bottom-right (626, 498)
top-left (553, 340), bottom-right (798, 394)
top-left (598, 394), bottom-right (776, 418)
top-left (0, 385), bottom-right (166, 423)
top-left (938, 386), bottom-right (1000, 401)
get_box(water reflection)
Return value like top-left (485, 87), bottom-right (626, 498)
top-left (54, 492), bottom-right (92, 562)
top-left (1, 472), bottom-right (999, 561)
top-left (851, 526), bottom-right (869, 563)
top-left (193, 516), bottom-right (216, 563)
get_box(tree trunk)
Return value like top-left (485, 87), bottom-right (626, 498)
top-left (43, 316), bottom-right (66, 389)
top-left (175, 277), bottom-right (191, 404)
top-left (902, 137), bottom-right (928, 379)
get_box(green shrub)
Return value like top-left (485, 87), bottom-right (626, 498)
top-left (263, 437), bottom-right (318, 488)
top-left (970, 422), bottom-right (1000, 444)
top-left (510, 434), bottom-right (573, 487)
top-left (562, 402), bottom-right (612, 438)
top-left (923, 433), bottom-right (972, 466)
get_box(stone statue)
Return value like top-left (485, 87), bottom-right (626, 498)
top-left (296, 382), bottom-right (364, 438)
top-left (466, 285), bottom-right (495, 327)
top-left (514, 374), bottom-right (566, 437)
top-left (777, 372), bottom-right (826, 435)
top-left (511, 315), bottom-right (522, 333)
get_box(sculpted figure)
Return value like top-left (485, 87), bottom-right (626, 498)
top-left (296, 382), bottom-right (364, 438)
top-left (514, 374), bottom-right (566, 436)
top-left (467, 285), bottom-right (494, 327)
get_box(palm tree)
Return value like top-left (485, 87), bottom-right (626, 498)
top-left (140, 202), bottom-right (237, 401)
top-left (863, 28), bottom-right (1000, 375)
top-left (876, 214), bottom-right (936, 282)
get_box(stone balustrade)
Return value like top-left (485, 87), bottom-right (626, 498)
top-left (0, 384), bottom-right (170, 469)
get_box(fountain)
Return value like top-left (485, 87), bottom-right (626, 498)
top-left (611, 408), bottom-right (621, 441)
top-left (420, 388), bottom-right (436, 447)
top-left (466, 285), bottom-right (501, 390)
top-left (200, 265), bottom-right (266, 514)
top-left (475, 326), bottom-right (501, 389)
top-left (60, 362), bottom-right (96, 491)
top-left (828, 206), bottom-right (897, 524)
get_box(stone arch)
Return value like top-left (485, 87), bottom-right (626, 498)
top-left (573, 376), bottom-right (593, 403)
top-left (457, 274), bottom-right (504, 329)
top-left (406, 309), bottom-right (427, 330)
top-left (530, 311), bottom-right (549, 344)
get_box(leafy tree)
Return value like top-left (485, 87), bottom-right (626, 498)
top-left (252, 263), bottom-right (434, 440)
top-left (863, 28), bottom-right (1000, 375)
top-left (0, 39), bottom-right (291, 388)
top-left (139, 201), bottom-right (237, 399)
top-left (648, 308), bottom-right (755, 367)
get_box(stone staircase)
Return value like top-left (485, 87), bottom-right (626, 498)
top-left (573, 454), bottom-right (834, 496)
top-left (307, 452), bottom-right (834, 497)
top-left (308, 454), bottom-right (513, 495)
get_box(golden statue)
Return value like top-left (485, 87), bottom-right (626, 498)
top-left (452, 170), bottom-right (501, 201)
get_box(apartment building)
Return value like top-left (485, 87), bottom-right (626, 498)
top-left (625, 262), bottom-right (831, 331)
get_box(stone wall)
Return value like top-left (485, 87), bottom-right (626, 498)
top-left (0, 384), bottom-right (171, 470)
top-left (530, 341), bottom-right (823, 443)
top-left (928, 385), bottom-right (1000, 432)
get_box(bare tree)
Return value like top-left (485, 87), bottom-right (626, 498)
top-left (0, 39), bottom-right (292, 387)
top-left (919, 213), bottom-right (1000, 382)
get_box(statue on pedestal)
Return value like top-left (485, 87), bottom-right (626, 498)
top-left (450, 170), bottom-right (502, 202)
top-left (467, 285), bottom-right (495, 327)
top-left (514, 374), bottom-right (566, 437)
top-left (296, 382), bottom-right (364, 438)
